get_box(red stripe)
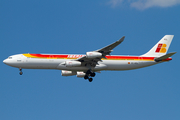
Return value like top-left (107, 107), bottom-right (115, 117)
top-left (106, 56), bottom-right (154, 60)
top-left (30, 54), bottom-right (68, 58)
top-left (29, 54), bottom-right (155, 60)
top-left (163, 58), bottom-right (172, 61)
top-left (155, 44), bottom-right (163, 52)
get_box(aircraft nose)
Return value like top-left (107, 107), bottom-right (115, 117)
top-left (3, 59), bottom-right (7, 64)
top-left (3, 59), bottom-right (11, 65)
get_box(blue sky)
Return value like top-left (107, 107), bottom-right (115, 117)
top-left (0, 0), bottom-right (180, 120)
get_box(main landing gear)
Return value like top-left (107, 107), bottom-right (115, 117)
top-left (84, 70), bottom-right (96, 82)
top-left (19, 68), bottom-right (23, 75)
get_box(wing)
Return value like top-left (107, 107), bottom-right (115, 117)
top-left (76, 36), bottom-right (125, 67)
top-left (95, 36), bottom-right (125, 55)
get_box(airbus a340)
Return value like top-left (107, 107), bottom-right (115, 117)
top-left (3, 35), bottom-right (176, 82)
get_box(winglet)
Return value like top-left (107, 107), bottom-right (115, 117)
top-left (117, 36), bottom-right (125, 43)
top-left (116, 36), bottom-right (125, 45)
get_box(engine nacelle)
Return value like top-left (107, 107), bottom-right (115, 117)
top-left (76, 72), bottom-right (86, 78)
top-left (86, 52), bottom-right (102, 58)
top-left (61, 70), bottom-right (76, 76)
top-left (65, 61), bottom-right (81, 67)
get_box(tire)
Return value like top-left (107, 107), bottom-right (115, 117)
top-left (19, 72), bottom-right (23, 75)
top-left (84, 75), bottom-right (88, 80)
top-left (90, 73), bottom-right (96, 77)
top-left (89, 78), bottom-right (93, 82)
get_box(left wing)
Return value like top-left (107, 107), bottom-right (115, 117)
top-left (76, 36), bottom-right (125, 67)
top-left (95, 36), bottom-right (125, 55)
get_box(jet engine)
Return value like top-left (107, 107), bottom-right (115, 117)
top-left (61, 70), bottom-right (76, 76)
top-left (63, 61), bottom-right (82, 67)
top-left (86, 52), bottom-right (102, 58)
top-left (76, 72), bottom-right (86, 78)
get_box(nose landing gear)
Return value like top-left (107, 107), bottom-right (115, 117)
top-left (19, 68), bottom-right (23, 75)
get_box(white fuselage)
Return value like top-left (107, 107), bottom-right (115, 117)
top-left (3, 35), bottom-right (175, 81)
top-left (3, 53), bottom-right (160, 72)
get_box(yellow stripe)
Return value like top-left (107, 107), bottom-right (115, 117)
top-left (23, 53), bottom-right (35, 58)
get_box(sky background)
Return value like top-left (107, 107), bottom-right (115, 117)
top-left (0, 0), bottom-right (180, 120)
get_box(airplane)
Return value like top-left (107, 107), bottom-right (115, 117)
top-left (3, 35), bottom-right (176, 82)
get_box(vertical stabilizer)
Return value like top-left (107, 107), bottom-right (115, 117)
top-left (142, 35), bottom-right (174, 57)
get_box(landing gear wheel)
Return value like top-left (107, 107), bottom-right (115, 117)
top-left (19, 68), bottom-right (23, 75)
top-left (19, 71), bottom-right (23, 75)
top-left (84, 75), bottom-right (89, 80)
top-left (88, 78), bottom-right (93, 82)
top-left (86, 70), bottom-right (91, 75)
top-left (90, 73), bottom-right (96, 77)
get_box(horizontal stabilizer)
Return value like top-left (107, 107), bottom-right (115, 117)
top-left (154, 52), bottom-right (176, 62)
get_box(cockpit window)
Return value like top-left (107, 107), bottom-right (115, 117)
top-left (8, 57), bottom-right (12, 59)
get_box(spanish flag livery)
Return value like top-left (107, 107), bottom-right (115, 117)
top-left (155, 43), bottom-right (167, 53)
top-left (3, 35), bottom-right (176, 82)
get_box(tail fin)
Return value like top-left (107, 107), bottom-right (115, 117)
top-left (142, 35), bottom-right (174, 57)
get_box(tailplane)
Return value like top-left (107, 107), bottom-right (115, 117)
top-left (142, 35), bottom-right (174, 57)
top-left (154, 52), bottom-right (176, 62)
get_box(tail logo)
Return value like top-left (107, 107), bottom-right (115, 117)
top-left (155, 43), bottom-right (167, 53)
